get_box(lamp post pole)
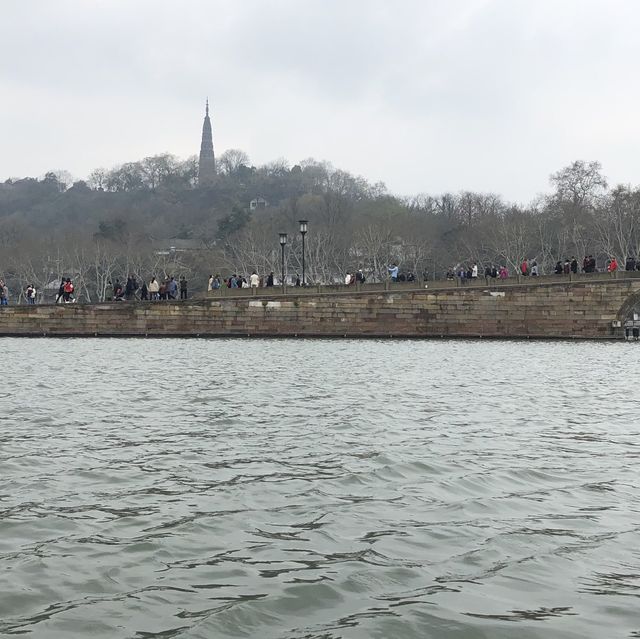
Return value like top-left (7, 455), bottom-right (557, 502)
top-left (279, 233), bottom-right (287, 289)
top-left (299, 219), bottom-right (308, 286)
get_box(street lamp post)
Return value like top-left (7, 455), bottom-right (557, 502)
top-left (299, 219), bottom-right (308, 286)
top-left (279, 232), bottom-right (287, 288)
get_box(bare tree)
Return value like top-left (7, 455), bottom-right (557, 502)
top-left (218, 149), bottom-right (250, 176)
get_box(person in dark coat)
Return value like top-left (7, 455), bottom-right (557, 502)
top-left (179, 276), bottom-right (188, 300)
top-left (56, 278), bottom-right (65, 303)
top-left (570, 257), bottom-right (578, 274)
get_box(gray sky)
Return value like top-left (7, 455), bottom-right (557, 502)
top-left (2, 0), bottom-right (639, 202)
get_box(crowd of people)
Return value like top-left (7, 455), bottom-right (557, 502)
top-left (110, 275), bottom-right (189, 301)
top-left (386, 264), bottom-right (419, 283)
top-left (2, 254), bottom-right (640, 306)
top-left (444, 263), bottom-right (510, 281)
top-left (208, 272), bottom-right (305, 290)
top-left (0, 275), bottom-right (191, 305)
top-left (444, 254), bottom-right (640, 283)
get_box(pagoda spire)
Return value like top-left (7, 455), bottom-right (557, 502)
top-left (198, 99), bottom-right (216, 187)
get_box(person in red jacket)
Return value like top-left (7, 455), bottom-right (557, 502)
top-left (520, 259), bottom-right (529, 276)
top-left (607, 257), bottom-right (618, 273)
top-left (63, 278), bottom-right (75, 302)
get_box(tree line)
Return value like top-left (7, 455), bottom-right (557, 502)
top-left (0, 151), bottom-right (638, 302)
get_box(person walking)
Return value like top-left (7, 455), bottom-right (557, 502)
top-left (55, 278), bottom-right (65, 303)
top-left (388, 263), bottom-right (399, 282)
top-left (63, 278), bottom-right (74, 303)
top-left (250, 271), bottom-right (260, 288)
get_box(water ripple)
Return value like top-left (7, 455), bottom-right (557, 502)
top-left (1, 338), bottom-right (639, 638)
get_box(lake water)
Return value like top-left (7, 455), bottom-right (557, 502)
top-left (1, 338), bottom-right (639, 638)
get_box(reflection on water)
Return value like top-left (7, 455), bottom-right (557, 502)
top-left (0, 338), bottom-right (639, 638)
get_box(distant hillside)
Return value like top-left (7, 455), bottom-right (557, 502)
top-left (0, 156), bottom-right (638, 302)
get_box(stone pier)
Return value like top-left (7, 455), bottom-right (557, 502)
top-left (1, 277), bottom-right (640, 339)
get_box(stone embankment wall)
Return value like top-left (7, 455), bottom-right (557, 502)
top-left (1, 279), bottom-right (640, 339)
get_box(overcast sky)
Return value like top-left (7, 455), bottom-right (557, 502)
top-left (1, 0), bottom-right (639, 202)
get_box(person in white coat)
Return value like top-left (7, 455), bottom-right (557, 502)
top-left (148, 277), bottom-right (160, 301)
